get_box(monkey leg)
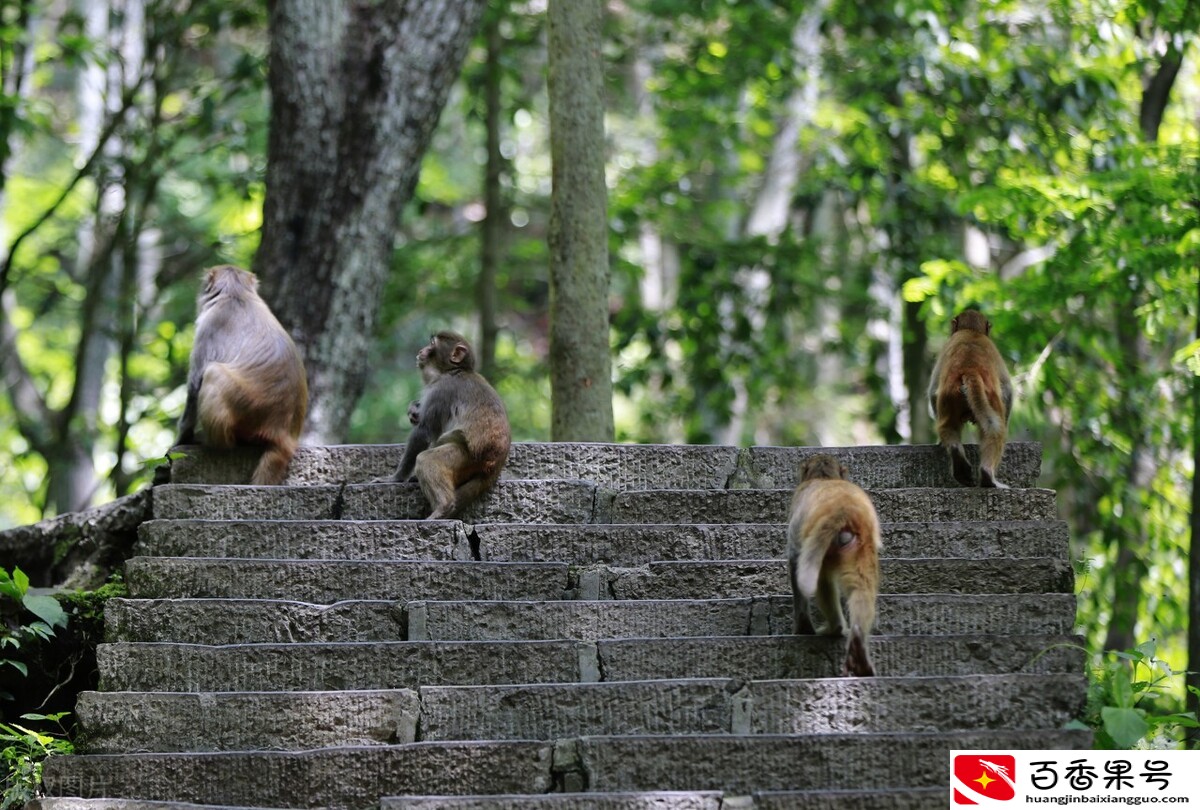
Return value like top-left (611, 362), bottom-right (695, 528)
top-left (414, 443), bottom-right (471, 520)
top-left (843, 629), bottom-right (875, 677)
top-left (842, 581), bottom-right (877, 677)
top-left (788, 557), bottom-right (817, 635)
top-left (978, 426), bottom-right (1009, 489)
top-left (251, 431), bottom-right (297, 486)
top-left (815, 574), bottom-right (846, 637)
top-left (935, 407), bottom-right (975, 486)
top-left (196, 365), bottom-right (240, 448)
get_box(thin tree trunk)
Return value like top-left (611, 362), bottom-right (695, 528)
top-left (546, 0), bottom-right (614, 442)
top-left (1189, 269), bottom-right (1200, 747)
top-left (255, 0), bottom-right (486, 443)
top-left (478, 11), bottom-right (504, 380)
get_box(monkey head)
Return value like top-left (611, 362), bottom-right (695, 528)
top-left (199, 264), bottom-right (258, 308)
top-left (951, 309), bottom-right (991, 336)
top-left (417, 331), bottom-right (476, 384)
top-left (798, 453), bottom-right (849, 483)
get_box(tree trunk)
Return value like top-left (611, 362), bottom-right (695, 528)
top-left (255, 0), bottom-right (486, 443)
top-left (546, 0), bottom-right (614, 442)
top-left (477, 11), bottom-right (505, 380)
top-left (1189, 269), bottom-right (1200, 747)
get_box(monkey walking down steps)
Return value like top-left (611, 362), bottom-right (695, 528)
top-left (36, 441), bottom-right (1089, 810)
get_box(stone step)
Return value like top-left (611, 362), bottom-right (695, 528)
top-left (167, 441), bottom-right (1043, 490)
top-left (605, 487), bottom-right (1056, 524)
top-left (29, 803), bottom-right (293, 810)
top-left (136, 519), bottom-right (1070, 563)
top-left (104, 593), bottom-right (1076, 644)
top-left (151, 481), bottom-right (599, 523)
top-left (409, 595), bottom-right (1075, 642)
top-left (42, 730), bottom-right (1088, 810)
top-left (97, 634), bottom-right (1084, 692)
top-left (123, 558), bottom-right (573, 602)
top-left (75, 673), bottom-right (1085, 753)
top-left (383, 791), bottom-right (949, 810)
top-left (120, 556), bottom-right (1070, 603)
top-left (42, 742), bottom-right (554, 810)
top-left (384, 795), bottom-right (726, 810)
top-left (21, 791), bottom-right (964, 810)
top-left (151, 483), bottom-right (1054, 524)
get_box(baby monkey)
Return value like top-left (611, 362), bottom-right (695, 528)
top-left (379, 332), bottom-right (511, 520)
top-left (176, 265), bottom-right (307, 485)
top-left (786, 454), bottom-right (881, 677)
top-left (927, 309), bottom-right (1013, 488)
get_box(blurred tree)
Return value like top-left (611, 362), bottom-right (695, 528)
top-left (254, 0), bottom-right (486, 443)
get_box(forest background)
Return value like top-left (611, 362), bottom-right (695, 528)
top-left (0, 0), bottom-right (1198, 744)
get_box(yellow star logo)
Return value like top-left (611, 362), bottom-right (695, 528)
top-left (974, 771), bottom-right (996, 791)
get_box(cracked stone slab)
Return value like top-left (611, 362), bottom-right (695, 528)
top-left (416, 673), bottom-right (1083, 741)
top-left (412, 594), bottom-right (1077, 641)
top-left (472, 520), bottom-right (1069, 563)
top-left (137, 519), bottom-right (474, 561)
top-left (42, 742), bottom-right (554, 810)
top-left (97, 634), bottom-right (1082, 692)
top-left (597, 634), bottom-right (1087, 681)
top-left (167, 443), bottom-right (741, 490)
top-left (123, 558), bottom-right (571, 602)
top-left (340, 480), bottom-right (600, 523)
top-left (104, 599), bottom-right (408, 645)
top-left (574, 730), bottom-right (1090, 793)
top-left (735, 442), bottom-right (1042, 489)
top-left (606, 487), bottom-right (1057, 524)
top-left (384, 794), bottom-right (723, 810)
top-left (76, 689), bottom-right (421, 753)
top-left (29, 802), bottom-right (296, 810)
top-left (166, 442), bottom-right (1041, 490)
top-left (135, 519), bottom-right (1070, 564)
top-left (604, 557), bottom-right (1073, 599)
top-left (97, 639), bottom-right (591, 692)
top-left (152, 480), bottom-right (599, 523)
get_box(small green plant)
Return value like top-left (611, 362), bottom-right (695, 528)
top-left (0, 712), bottom-right (73, 808)
top-left (1075, 640), bottom-right (1200, 749)
top-left (0, 568), bottom-right (67, 695)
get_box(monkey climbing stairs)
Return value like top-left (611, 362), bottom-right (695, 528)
top-left (37, 442), bottom-right (1089, 809)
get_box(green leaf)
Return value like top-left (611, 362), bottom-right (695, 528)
top-left (1172, 339), bottom-right (1200, 376)
top-left (12, 568), bottom-right (29, 593)
top-left (1, 660), bottom-right (27, 677)
top-left (1101, 706), bottom-right (1149, 749)
top-left (22, 594), bottom-right (67, 629)
top-left (1108, 663), bottom-right (1134, 707)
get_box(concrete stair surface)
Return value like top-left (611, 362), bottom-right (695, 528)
top-left (43, 441), bottom-right (1090, 809)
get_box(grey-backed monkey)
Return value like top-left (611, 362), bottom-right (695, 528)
top-left (786, 454), bottom-right (881, 677)
top-left (927, 309), bottom-right (1013, 488)
top-left (176, 265), bottom-right (307, 485)
top-left (380, 332), bottom-right (511, 520)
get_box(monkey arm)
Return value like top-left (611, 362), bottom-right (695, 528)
top-left (392, 424), bottom-right (433, 482)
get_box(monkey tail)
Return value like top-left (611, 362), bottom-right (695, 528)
top-left (794, 508), bottom-right (853, 599)
top-left (961, 372), bottom-right (1004, 434)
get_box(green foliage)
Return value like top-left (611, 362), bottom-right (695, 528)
top-left (0, 712), bottom-right (72, 809)
top-left (0, 568), bottom-right (67, 687)
top-left (1076, 641), bottom-right (1200, 749)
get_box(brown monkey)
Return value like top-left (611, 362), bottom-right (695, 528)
top-left (379, 332), bottom-right (511, 520)
top-left (786, 454), bottom-right (881, 677)
top-left (927, 309), bottom-right (1013, 488)
top-left (175, 265), bottom-right (307, 485)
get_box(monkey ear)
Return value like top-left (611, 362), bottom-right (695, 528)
top-left (450, 342), bottom-right (469, 365)
top-left (985, 319), bottom-right (992, 335)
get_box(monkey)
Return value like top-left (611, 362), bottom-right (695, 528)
top-left (927, 309), bottom-right (1014, 488)
top-left (175, 265), bottom-right (307, 486)
top-left (786, 454), bottom-right (881, 677)
top-left (378, 331), bottom-right (511, 520)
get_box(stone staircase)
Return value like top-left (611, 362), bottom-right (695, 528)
top-left (37, 441), bottom-right (1090, 809)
